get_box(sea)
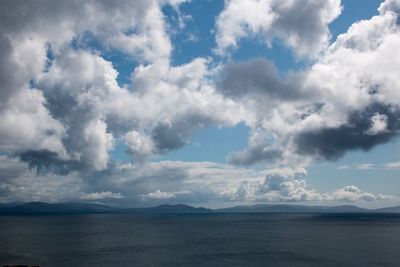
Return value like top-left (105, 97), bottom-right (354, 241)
top-left (1, 213), bottom-right (400, 266)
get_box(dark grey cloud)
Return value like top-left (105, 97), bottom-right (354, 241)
top-left (19, 150), bottom-right (80, 175)
top-left (0, 34), bottom-right (20, 105)
top-left (151, 123), bottom-right (187, 152)
top-left (229, 145), bottom-right (282, 166)
top-left (217, 58), bottom-right (310, 100)
top-left (379, 0), bottom-right (400, 16)
top-left (151, 110), bottom-right (228, 153)
top-left (270, 0), bottom-right (340, 56)
top-left (295, 104), bottom-right (400, 160)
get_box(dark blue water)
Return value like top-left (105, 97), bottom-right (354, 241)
top-left (1, 213), bottom-right (400, 266)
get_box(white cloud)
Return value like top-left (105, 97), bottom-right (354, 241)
top-left (378, 0), bottom-right (400, 15)
top-left (125, 131), bottom-right (155, 161)
top-left (337, 165), bottom-right (350, 170)
top-left (215, 0), bottom-right (342, 57)
top-left (356, 163), bottom-right (375, 170)
top-left (336, 162), bottom-right (400, 170)
top-left (222, 170), bottom-right (396, 203)
top-left (383, 161), bottom-right (400, 169)
top-left (366, 113), bottom-right (388, 135)
top-left (0, 89), bottom-right (67, 157)
top-left (220, 168), bottom-right (319, 202)
top-left (140, 189), bottom-right (177, 200)
top-left (81, 119), bottom-right (114, 171)
top-left (81, 191), bottom-right (124, 201)
top-left (325, 185), bottom-right (395, 202)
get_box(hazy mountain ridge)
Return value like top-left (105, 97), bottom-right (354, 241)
top-left (0, 202), bottom-right (399, 214)
top-left (216, 204), bottom-right (367, 213)
top-left (0, 202), bottom-right (114, 214)
top-left (0, 202), bottom-right (211, 214)
top-left (119, 204), bottom-right (212, 214)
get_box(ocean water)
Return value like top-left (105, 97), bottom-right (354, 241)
top-left (0, 213), bottom-right (400, 266)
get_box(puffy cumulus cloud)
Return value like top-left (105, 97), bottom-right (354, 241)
top-left (218, 0), bottom-right (400, 166)
top-left (109, 59), bottom-right (250, 155)
top-left (36, 49), bottom-right (247, 171)
top-left (0, 0), bottom-right (179, 61)
top-left (80, 191), bottom-right (124, 201)
top-left (81, 119), bottom-right (114, 171)
top-left (106, 58), bottom-right (249, 158)
top-left (218, 58), bottom-right (310, 101)
top-left (0, 89), bottom-right (67, 157)
top-left (125, 131), bottom-right (155, 161)
top-left (220, 168), bottom-right (321, 202)
top-left (379, 0), bottom-right (400, 15)
top-left (229, 145), bottom-right (283, 166)
top-left (294, 104), bottom-right (400, 160)
top-left (221, 168), bottom-right (396, 203)
top-left (32, 49), bottom-right (119, 171)
top-left (0, 0), bottom-right (249, 173)
top-left (215, 0), bottom-right (341, 57)
top-left (140, 189), bottom-right (177, 200)
top-left (291, 2), bottom-right (400, 159)
top-left (0, 0), bottom-right (174, 171)
top-left (366, 113), bottom-right (389, 135)
top-left (325, 186), bottom-right (395, 202)
top-left (0, 34), bottom-right (66, 158)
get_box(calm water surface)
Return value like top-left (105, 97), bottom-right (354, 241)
top-left (0, 213), bottom-right (400, 266)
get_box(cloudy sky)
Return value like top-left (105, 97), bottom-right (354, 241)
top-left (1, 0), bottom-right (400, 208)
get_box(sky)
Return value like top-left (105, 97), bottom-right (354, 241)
top-left (0, 0), bottom-right (400, 208)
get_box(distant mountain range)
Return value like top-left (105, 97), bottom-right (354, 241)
top-left (216, 204), bottom-right (367, 213)
top-left (0, 202), bottom-right (211, 214)
top-left (0, 202), bottom-right (399, 214)
top-left (0, 202), bottom-right (114, 214)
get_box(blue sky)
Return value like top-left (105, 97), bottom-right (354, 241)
top-left (1, 0), bottom-right (400, 207)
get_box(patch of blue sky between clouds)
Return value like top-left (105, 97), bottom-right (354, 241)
top-left (329, 0), bottom-right (383, 41)
top-left (166, 0), bottom-right (305, 72)
top-left (307, 139), bottom-right (400, 196)
top-left (166, 0), bottom-right (225, 66)
top-left (111, 123), bottom-right (251, 164)
top-left (155, 123), bottom-right (250, 163)
top-left (111, 140), bottom-right (131, 163)
top-left (230, 38), bottom-right (307, 72)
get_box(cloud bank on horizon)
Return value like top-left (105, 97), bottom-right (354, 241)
top-left (0, 0), bottom-right (400, 206)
